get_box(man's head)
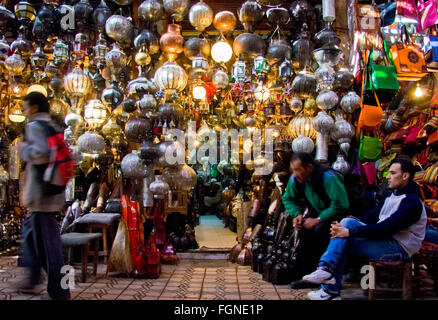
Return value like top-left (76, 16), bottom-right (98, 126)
top-left (387, 155), bottom-right (415, 189)
top-left (23, 92), bottom-right (50, 118)
top-left (290, 152), bottom-right (314, 184)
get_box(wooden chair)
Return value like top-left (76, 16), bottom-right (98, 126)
top-left (61, 232), bottom-right (102, 283)
top-left (75, 213), bottom-right (121, 263)
top-left (368, 260), bottom-right (413, 300)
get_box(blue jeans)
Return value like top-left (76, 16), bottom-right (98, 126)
top-left (425, 225), bottom-right (438, 244)
top-left (319, 217), bottom-right (409, 294)
top-left (21, 212), bottom-right (70, 299)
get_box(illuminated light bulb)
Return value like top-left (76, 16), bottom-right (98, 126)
top-left (248, 126), bottom-right (255, 133)
top-left (254, 84), bottom-right (270, 103)
top-left (27, 84), bottom-right (48, 97)
top-left (194, 140), bottom-right (200, 147)
top-left (193, 85), bottom-right (207, 100)
top-left (414, 85), bottom-right (423, 98)
top-left (9, 103), bottom-right (26, 123)
top-left (211, 40), bottom-right (233, 63)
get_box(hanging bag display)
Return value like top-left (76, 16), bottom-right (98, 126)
top-left (378, 1), bottom-right (396, 27)
top-left (389, 25), bottom-right (428, 80)
top-left (359, 92), bottom-right (384, 131)
top-left (417, 0), bottom-right (438, 32)
top-left (396, 0), bottom-right (419, 20)
top-left (425, 27), bottom-right (438, 71)
top-left (359, 134), bottom-right (382, 162)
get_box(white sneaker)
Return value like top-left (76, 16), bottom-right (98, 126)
top-left (307, 288), bottom-right (342, 300)
top-left (302, 268), bottom-right (336, 285)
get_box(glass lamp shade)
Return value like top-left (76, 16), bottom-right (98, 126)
top-left (192, 55), bottom-right (208, 74)
top-left (84, 99), bottom-right (108, 127)
top-left (53, 39), bottom-right (69, 65)
top-left (270, 87), bottom-right (282, 104)
top-left (189, 0), bottom-right (213, 31)
top-left (254, 54), bottom-right (269, 76)
top-left (105, 43), bottom-right (127, 76)
top-left (64, 66), bottom-right (93, 111)
top-left (93, 34), bottom-right (108, 65)
top-left (154, 61), bottom-right (188, 93)
top-left (31, 46), bottom-right (48, 74)
top-left (212, 69), bottom-right (229, 90)
top-left (9, 103), bottom-right (26, 123)
top-left (193, 85), bottom-right (207, 100)
top-left (211, 40), bottom-right (233, 63)
top-left (27, 84), bottom-right (47, 97)
top-left (254, 84), bottom-right (270, 103)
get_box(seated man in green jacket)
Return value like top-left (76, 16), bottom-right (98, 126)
top-left (282, 152), bottom-right (350, 289)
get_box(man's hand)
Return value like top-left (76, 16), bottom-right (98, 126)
top-left (293, 214), bottom-right (303, 231)
top-left (303, 217), bottom-right (320, 230)
top-left (330, 221), bottom-right (350, 238)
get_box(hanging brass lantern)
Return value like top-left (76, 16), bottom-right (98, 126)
top-left (64, 66), bottom-right (93, 112)
top-left (53, 39), bottom-right (69, 66)
top-left (105, 14), bottom-right (133, 44)
top-left (213, 11), bottom-right (237, 31)
top-left (189, 0), bottom-right (213, 32)
top-left (160, 24), bottom-right (184, 62)
top-left (138, 0), bottom-right (164, 23)
top-left (163, 0), bottom-right (190, 22)
top-left (287, 114), bottom-right (316, 139)
top-left (239, 0), bottom-right (264, 33)
top-left (154, 61), bottom-right (188, 93)
top-left (5, 51), bottom-right (26, 75)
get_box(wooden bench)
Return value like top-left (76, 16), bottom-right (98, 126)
top-left (61, 232), bottom-right (102, 283)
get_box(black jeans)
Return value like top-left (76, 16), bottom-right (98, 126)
top-left (295, 219), bottom-right (332, 278)
top-left (21, 212), bottom-right (70, 299)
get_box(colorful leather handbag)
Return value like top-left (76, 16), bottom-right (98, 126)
top-left (359, 134), bottom-right (382, 162)
top-left (366, 48), bottom-right (399, 94)
top-left (389, 25), bottom-right (428, 80)
top-left (359, 92), bottom-right (383, 131)
top-left (396, 0), bottom-right (419, 20)
top-left (423, 166), bottom-right (438, 185)
top-left (425, 34), bottom-right (438, 71)
top-left (417, 0), bottom-right (438, 32)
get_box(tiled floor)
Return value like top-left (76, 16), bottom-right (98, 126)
top-left (195, 215), bottom-right (237, 249)
top-left (0, 256), bottom-right (330, 300)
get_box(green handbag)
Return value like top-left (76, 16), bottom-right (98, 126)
top-left (365, 47), bottom-right (400, 93)
top-left (359, 135), bottom-right (382, 162)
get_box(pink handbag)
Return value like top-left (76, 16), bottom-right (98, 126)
top-left (417, 0), bottom-right (438, 31)
top-left (361, 162), bottom-right (377, 185)
top-left (397, 0), bottom-right (419, 20)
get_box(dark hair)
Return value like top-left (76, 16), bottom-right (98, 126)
top-left (291, 152), bottom-right (314, 167)
top-left (23, 92), bottom-right (50, 113)
top-left (391, 155), bottom-right (415, 182)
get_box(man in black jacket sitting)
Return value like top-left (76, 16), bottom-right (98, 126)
top-left (301, 155), bottom-right (427, 300)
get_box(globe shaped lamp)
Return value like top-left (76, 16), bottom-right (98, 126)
top-left (254, 84), bottom-right (270, 103)
top-left (84, 99), bottom-right (108, 128)
top-left (193, 84), bottom-right (206, 100)
top-left (211, 40), bottom-right (233, 64)
top-left (26, 84), bottom-right (47, 97)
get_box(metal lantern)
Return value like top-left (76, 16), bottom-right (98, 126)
top-left (267, 39), bottom-right (292, 67)
top-left (304, 97), bottom-right (318, 116)
top-left (160, 24), bottom-right (184, 62)
top-left (10, 33), bottom-right (33, 59)
top-left (331, 113), bottom-right (354, 155)
top-left (53, 39), bottom-right (69, 66)
top-left (192, 54), bottom-right (208, 76)
top-left (154, 61), bottom-right (188, 93)
top-left (127, 72), bottom-right (156, 98)
top-left (64, 66), bottom-right (93, 112)
top-left (102, 118), bottom-right (122, 139)
top-left (74, 0), bottom-right (93, 31)
top-left (163, 164), bottom-right (197, 191)
top-left (184, 37), bottom-right (210, 60)
top-left (105, 42), bottom-right (127, 77)
top-left (312, 111), bottom-right (334, 162)
top-left (5, 51), bottom-right (26, 75)
top-left (279, 59), bottom-right (293, 83)
top-left (269, 86), bottom-right (282, 105)
top-left (291, 69), bottom-right (317, 100)
top-left (292, 134), bottom-right (314, 153)
top-left (266, 6), bottom-right (290, 27)
top-left (287, 114), bottom-right (316, 139)
top-left (189, 0), bottom-right (213, 31)
top-left (105, 15), bottom-right (133, 44)
top-left (340, 91), bottom-right (361, 114)
top-left (335, 66), bottom-right (355, 91)
top-left (138, 0), bottom-right (164, 23)
top-left (239, 0), bottom-right (264, 33)
top-left (121, 151), bottom-right (150, 178)
top-left (77, 131), bottom-right (106, 154)
top-left (254, 54), bottom-right (269, 79)
top-left (232, 59), bottom-right (246, 83)
top-left (289, 96), bottom-right (302, 113)
top-left (312, 46), bottom-right (342, 67)
top-left (289, 0), bottom-right (314, 25)
top-left (149, 175), bottom-right (170, 199)
top-left (101, 81), bottom-right (123, 109)
top-left (233, 33), bottom-right (266, 62)
top-left (332, 154), bottom-right (350, 175)
top-left (316, 90), bottom-right (338, 111)
top-left (213, 10), bottom-right (237, 31)
top-left (125, 117), bottom-right (153, 143)
top-left (14, 1), bottom-right (36, 24)
top-left (163, 0), bottom-right (190, 22)
top-left (212, 69), bottom-right (229, 90)
top-left (138, 93), bottom-right (157, 117)
top-left (93, 0), bottom-right (112, 32)
top-left (73, 33), bottom-right (87, 63)
top-left (315, 63), bottom-right (336, 91)
top-left (134, 30), bottom-right (160, 55)
top-left (254, 84), bottom-right (270, 103)
top-left (292, 27), bottom-right (314, 72)
top-left (93, 33), bottom-right (109, 68)
top-left (31, 46), bottom-right (48, 74)
top-left (84, 99), bottom-right (107, 128)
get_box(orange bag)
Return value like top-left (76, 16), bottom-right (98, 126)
top-left (359, 82), bottom-right (383, 131)
top-left (389, 25), bottom-right (428, 81)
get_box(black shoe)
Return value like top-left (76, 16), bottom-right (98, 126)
top-left (289, 279), bottom-right (321, 290)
